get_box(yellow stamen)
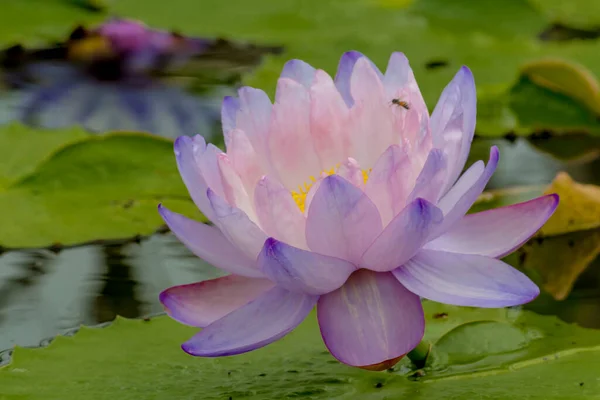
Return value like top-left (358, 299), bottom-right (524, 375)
top-left (291, 166), bottom-right (372, 212)
top-left (68, 35), bottom-right (114, 62)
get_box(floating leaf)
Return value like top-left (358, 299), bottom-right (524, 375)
top-left (0, 123), bottom-right (87, 189)
top-left (0, 130), bottom-right (203, 249)
top-left (108, 0), bottom-right (600, 136)
top-left (521, 58), bottom-right (600, 117)
top-left (519, 229), bottom-right (600, 300)
top-left (0, 0), bottom-right (101, 46)
top-left (541, 172), bottom-right (600, 236)
top-left (2, 302), bottom-right (599, 399)
top-left (528, 134), bottom-right (600, 162)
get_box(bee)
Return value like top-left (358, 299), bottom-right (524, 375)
top-left (390, 98), bottom-right (410, 110)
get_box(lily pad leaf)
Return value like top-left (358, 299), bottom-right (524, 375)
top-left (541, 172), bottom-right (600, 236)
top-left (518, 228), bottom-right (600, 300)
top-left (2, 302), bottom-right (600, 399)
top-left (521, 58), bottom-right (600, 117)
top-left (0, 130), bottom-right (203, 249)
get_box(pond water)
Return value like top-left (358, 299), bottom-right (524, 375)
top-left (0, 136), bottom-right (598, 365)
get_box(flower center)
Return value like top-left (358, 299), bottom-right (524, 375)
top-left (291, 166), bottom-right (371, 212)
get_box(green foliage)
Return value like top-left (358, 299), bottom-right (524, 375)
top-left (1, 301), bottom-right (599, 399)
top-left (0, 125), bottom-right (202, 249)
top-left (106, 0), bottom-right (600, 136)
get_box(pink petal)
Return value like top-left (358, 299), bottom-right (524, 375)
top-left (432, 146), bottom-right (499, 238)
top-left (173, 135), bottom-right (215, 221)
top-left (317, 270), bottom-right (424, 368)
top-left (363, 145), bottom-right (415, 225)
top-left (383, 52), bottom-right (430, 152)
top-left (425, 194), bottom-right (559, 258)
top-left (159, 275), bottom-right (274, 327)
top-left (309, 69), bottom-right (350, 169)
top-left (258, 238), bottom-right (356, 295)
top-left (334, 51), bottom-right (367, 106)
top-left (430, 66), bottom-right (476, 195)
top-left (235, 87), bottom-right (273, 162)
top-left (361, 199), bottom-right (443, 272)
top-left (267, 78), bottom-right (321, 189)
top-left (221, 96), bottom-right (239, 134)
top-left (407, 149), bottom-right (447, 204)
top-left (281, 59), bottom-right (317, 88)
top-left (253, 175), bottom-right (307, 249)
top-left (224, 128), bottom-right (264, 200)
top-left (197, 143), bottom-right (226, 199)
top-left (158, 205), bottom-right (262, 277)
top-left (217, 153), bottom-right (256, 222)
top-left (394, 250), bottom-right (540, 308)
top-left (347, 58), bottom-right (395, 168)
top-left (182, 286), bottom-right (317, 356)
top-left (336, 158), bottom-right (364, 189)
top-left (207, 189), bottom-right (267, 260)
top-left (306, 175), bottom-right (383, 263)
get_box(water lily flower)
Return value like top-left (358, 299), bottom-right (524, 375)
top-left (158, 51), bottom-right (559, 370)
top-left (0, 19), bottom-right (279, 138)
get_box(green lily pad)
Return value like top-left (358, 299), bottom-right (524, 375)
top-left (0, 0), bottom-right (101, 46)
top-left (0, 127), bottom-right (202, 249)
top-left (527, 134), bottom-right (600, 162)
top-left (521, 59), bottom-right (600, 116)
top-left (106, 0), bottom-right (600, 137)
top-left (2, 301), bottom-right (599, 399)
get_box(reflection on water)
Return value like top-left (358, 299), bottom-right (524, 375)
top-left (0, 233), bottom-right (223, 356)
top-left (0, 136), bottom-right (598, 364)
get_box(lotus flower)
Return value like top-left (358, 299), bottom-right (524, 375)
top-left (158, 51), bottom-right (558, 370)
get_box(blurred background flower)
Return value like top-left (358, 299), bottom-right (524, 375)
top-left (0, 18), bottom-right (282, 139)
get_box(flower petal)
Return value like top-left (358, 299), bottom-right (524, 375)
top-left (336, 158), bottom-right (365, 189)
top-left (159, 275), bottom-right (274, 327)
top-left (196, 142), bottom-right (226, 198)
top-left (234, 87), bottom-right (273, 162)
top-left (425, 194), bottom-right (559, 258)
top-left (407, 149), bottom-right (447, 204)
top-left (432, 146), bottom-right (499, 238)
top-left (317, 270), bottom-right (424, 368)
top-left (309, 69), bottom-right (350, 169)
top-left (347, 57), bottom-right (395, 168)
top-left (254, 175), bottom-right (307, 248)
top-left (281, 59), bottom-right (317, 89)
top-left (259, 238), bottom-right (356, 295)
top-left (221, 96), bottom-right (240, 134)
top-left (217, 153), bottom-right (256, 221)
top-left (430, 66), bottom-right (477, 195)
top-left (361, 198), bottom-right (443, 272)
top-left (334, 51), bottom-right (366, 106)
top-left (207, 189), bottom-right (268, 260)
top-left (173, 135), bottom-right (215, 221)
top-left (224, 128), bottom-right (264, 200)
top-left (306, 175), bottom-right (383, 263)
top-left (158, 205), bottom-right (262, 277)
top-left (383, 52), bottom-right (430, 152)
top-left (182, 286), bottom-right (317, 356)
top-left (394, 250), bottom-right (540, 307)
top-left (364, 144), bottom-right (415, 225)
top-left (267, 78), bottom-right (321, 189)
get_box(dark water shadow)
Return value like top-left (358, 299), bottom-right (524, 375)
top-left (0, 233), bottom-right (224, 356)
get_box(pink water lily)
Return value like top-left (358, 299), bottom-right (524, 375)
top-left (158, 51), bottom-right (558, 370)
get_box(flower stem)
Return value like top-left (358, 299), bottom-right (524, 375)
top-left (407, 340), bottom-right (431, 368)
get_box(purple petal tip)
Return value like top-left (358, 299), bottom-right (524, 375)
top-left (264, 237), bottom-right (279, 251)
